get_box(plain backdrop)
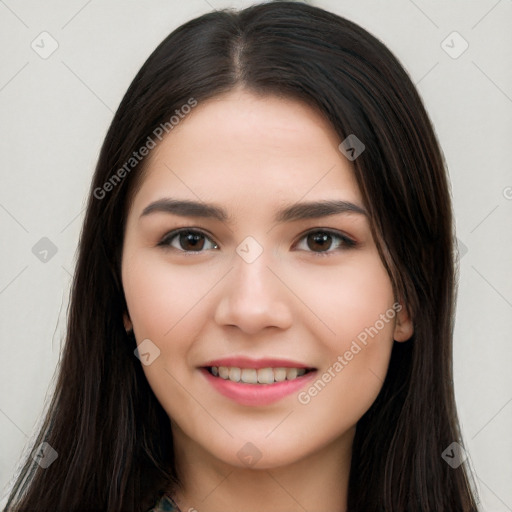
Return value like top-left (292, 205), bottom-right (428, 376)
top-left (1, 1), bottom-right (511, 510)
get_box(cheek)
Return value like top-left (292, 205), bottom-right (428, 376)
top-left (122, 253), bottom-right (215, 340)
top-left (122, 253), bottom-right (214, 415)
top-left (288, 250), bottom-right (395, 343)
top-left (292, 253), bottom-right (397, 424)
top-left (290, 250), bottom-right (396, 400)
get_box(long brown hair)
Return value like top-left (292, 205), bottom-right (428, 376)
top-left (4, 2), bottom-right (479, 510)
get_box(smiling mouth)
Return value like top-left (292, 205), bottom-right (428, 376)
top-left (205, 366), bottom-right (315, 384)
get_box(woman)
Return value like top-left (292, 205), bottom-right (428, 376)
top-left (4, 2), bottom-right (479, 511)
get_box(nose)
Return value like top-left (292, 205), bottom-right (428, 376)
top-left (213, 249), bottom-right (293, 335)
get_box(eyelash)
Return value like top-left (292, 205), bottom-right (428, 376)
top-left (157, 228), bottom-right (357, 256)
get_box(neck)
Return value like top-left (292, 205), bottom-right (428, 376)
top-left (171, 427), bottom-right (354, 512)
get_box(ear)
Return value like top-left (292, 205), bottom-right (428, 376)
top-left (393, 301), bottom-right (413, 342)
top-left (123, 312), bottom-right (133, 332)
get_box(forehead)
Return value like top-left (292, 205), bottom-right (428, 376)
top-left (129, 89), bottom-right (362, 214)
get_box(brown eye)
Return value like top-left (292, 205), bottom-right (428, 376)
top-left (179, 232), bottom-right (205, 251)
top-left (307, 232), bottom-right (334, 251)
top-left (295, 230), bottom-right (356, 253)
top-left (159, 229), bottom-right (218, 252)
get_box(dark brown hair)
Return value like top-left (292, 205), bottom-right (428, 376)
top-left (4, 2), bottom-right (479, 511)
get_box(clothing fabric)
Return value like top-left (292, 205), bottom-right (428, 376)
top-left (148, 493), bottom-right (181, 512)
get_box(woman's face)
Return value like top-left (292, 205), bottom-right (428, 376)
top-left (121, 89), bottom-right (412, 470)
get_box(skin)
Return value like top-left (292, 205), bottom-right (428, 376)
top-left (121, 88), bottom-right (413, 512)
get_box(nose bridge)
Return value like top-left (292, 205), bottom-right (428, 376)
top-left (233, 249), bottom-right (273, 300)
top-left (214, 240), bottom-right (293, 333)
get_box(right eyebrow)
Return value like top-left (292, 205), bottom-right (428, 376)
top-left (140, 198), bottom-right (230, 222)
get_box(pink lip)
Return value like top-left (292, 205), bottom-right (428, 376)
top-left (200, 366), bottom-right (317, 407)
top-left (202, 357), bottom-right (312, 370)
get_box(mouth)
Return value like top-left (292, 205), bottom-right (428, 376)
top-left (205, 366), bottom-right (315, 384)
top-left (200, 358), bottom-right (317, 406)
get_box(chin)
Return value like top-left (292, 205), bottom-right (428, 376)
top-left (203, 434), bottom-right (320, 471)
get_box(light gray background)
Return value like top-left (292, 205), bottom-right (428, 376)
top-left (1, 1), bottom-right (511, 510)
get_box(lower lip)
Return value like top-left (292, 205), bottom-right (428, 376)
top-left (200, 368), bottom-right (317, 406)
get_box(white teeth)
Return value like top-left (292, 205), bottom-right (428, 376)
top-left (274, 368), bottom-right (287, 382)
top-left (241, 368), bottom-right (258, 384)
top-left (257, 368), bottom-right (274, 384)
top-left (210, 366), bottom-right (309, 384)
top-left (228, 367), bottom-right (241, 382)
top-left (286, 368), bottom-right (298, 380)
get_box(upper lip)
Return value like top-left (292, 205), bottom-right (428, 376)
top-left (202, 357), bottom-right (315, 370)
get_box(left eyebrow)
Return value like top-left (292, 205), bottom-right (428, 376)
top-left (139, 198), bottom-right (368, 223)
top-left (275, 200), bottom-right (368, 222)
